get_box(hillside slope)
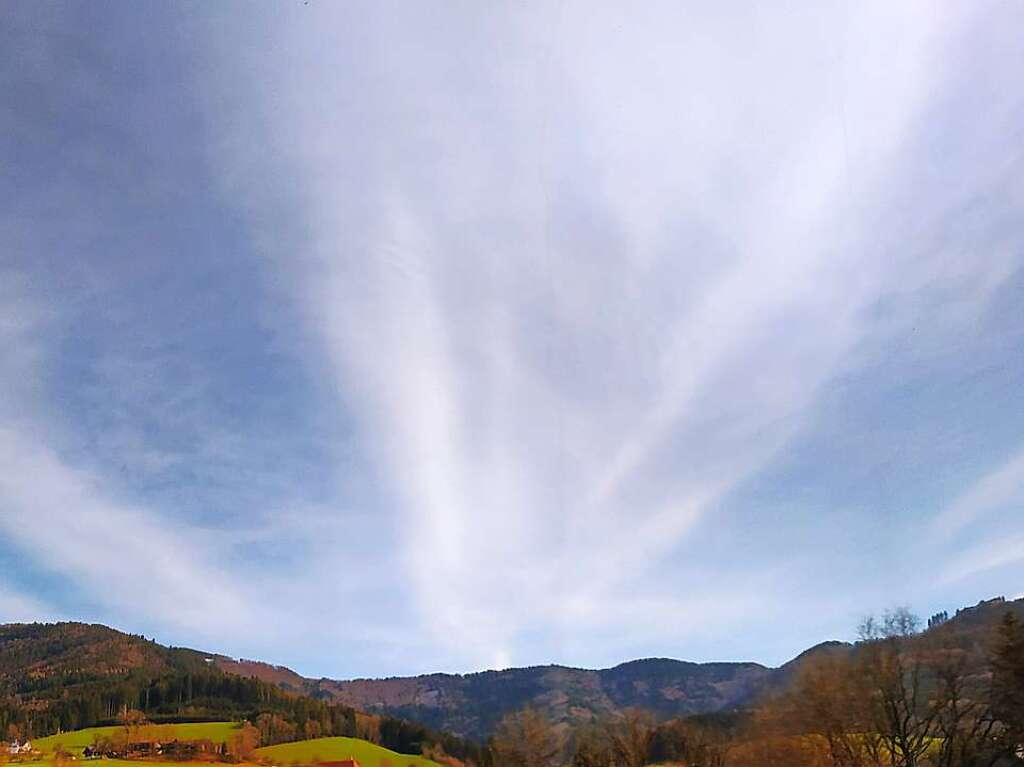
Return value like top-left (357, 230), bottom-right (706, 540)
top-left (255, 736), bottom-right (440, 767)
top-left (216, 656), bottom-right (775, 740)
top-left (0, 624), bottom-right (478, 761)
top-left (218, 596), bottom-right (1024, 739)
top-left (3, 596), bottom-right (1020, 742)
top-left (0, 622), bottom-right (210, 687)
top-left (33, 722), bottom-right (242, 754)
top-left (31, 724), bottom-right (440, 767)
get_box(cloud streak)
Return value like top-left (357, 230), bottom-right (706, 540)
top-left (0, 280), bottom-right (251, 640)
top-left (934, 447), bottom-right (1024, 540)
top-left (192, 0), bottom-right (1024, 667)
top-left (2, 0), bottom-right (1023, 675)
top-left (0, 427), bottom-right (254, 635)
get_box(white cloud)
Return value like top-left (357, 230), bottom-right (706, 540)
top-left (943, 533), bottom-right (1024, 585)
top-left (190, 0), bottom-right (1021, 668)
top-left (933, 447), bottom-right (1024, 539)
top-left (2, 0), bottom-right (1022, 676)
top-left (0, 587), bottom-right (53, 624)
top-left (0, 269), bottom-right (428, 672)
top-left (0, 277), bottom-right (252, 642)
top-left (0, 424), bottom-right (255, 638)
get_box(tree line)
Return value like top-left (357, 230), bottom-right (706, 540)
top-left (2, 610), bottom-right (1021, 767)
top-left (0, 666), bottom-right (481, 764)
top-left (481, 608), bottom-right (1024, 767)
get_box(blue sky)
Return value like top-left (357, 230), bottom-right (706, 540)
top-left (1, 0), bottom-right (1023, 679)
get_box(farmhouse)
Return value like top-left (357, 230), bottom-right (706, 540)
top-left (128, 741), bottom-right (160, 756)
top-left (7, 741), bottom-right (33, 756)
top-left (158, 739), bottom-right (217, 759)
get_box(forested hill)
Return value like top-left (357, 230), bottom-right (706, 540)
top-left (0, 622), bottom-right (478, 762)
top-left (2, 596), bottom-right (1021, 743)
top-left (217, 596), bottom-right (1024, 739)
top-left (238, 658), bottom-right (776, 741)
top-left (0, 622), bottom-right (208, 686)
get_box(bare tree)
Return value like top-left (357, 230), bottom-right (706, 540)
top-left (857, 608), bottom-right (942, 767)
top-left (355, 713), bottom-right (381, 745)
top-left (571, 726), bottom-right (612, 767)
top-left (491, 707), bottom-right (560, 767)
top-left (118, 707), bottom-right (148, 753)
top-left (929, 645), bottom-right (998, 767)
top-left (785, 652), bottom-right (884, 767)
top-left (608, 709), bottom-right (655, 767)
top-left (227, 722), bottom-right (260, 761)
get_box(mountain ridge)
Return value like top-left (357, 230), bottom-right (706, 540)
top-left (211, 596), bottom-right (1024, 738)
top-left (3, 595), bottom-right (1021, 741)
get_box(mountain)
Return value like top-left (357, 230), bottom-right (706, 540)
top-left (0, 622), bottom-right (210, 683)
top-left (2, 596), bottom-right (1021, 743)
top-left (216, 656), bottom-right (775, 739)
top-left (0, 622), bottom-right (479, 761)
top-left (213, 596), bottom-right (1024, 740)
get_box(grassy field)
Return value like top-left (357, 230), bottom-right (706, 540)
top-left (254, 737), bottom-right (441, 767)
top-left (33, 723), bottom-right (243, 755)
top-left (45, 762), bottom-right (172, 767)
top-left (29, 726), bottom-right (438, 767)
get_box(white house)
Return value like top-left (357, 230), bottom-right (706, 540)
top-left (8, 740), bottom-right (33, 756)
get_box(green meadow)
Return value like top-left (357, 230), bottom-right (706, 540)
top-left (28, 726), bottom-right (439, 767)
top-left (33, 723), bottom-right (243, 754)
top-left (254, 737), bottom-right (441, 767)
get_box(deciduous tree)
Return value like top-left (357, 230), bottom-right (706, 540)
top-left (228, 722), bottom-right (259, 761)
top-left (491, 707), bottom-right (559, 767)
top-left (570, 727), bottom-right (611, 767)
top-left (608, 709), bottom-right (655, 767)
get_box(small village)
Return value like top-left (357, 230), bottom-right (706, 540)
top-left (80, 740), bottom-right (222, 761)
top-left (8, 740), bottom-right (36, 758)
top-left (6, 734), bottom-right (366, 767)
top-left (4, 738), bottom-right (223, 763)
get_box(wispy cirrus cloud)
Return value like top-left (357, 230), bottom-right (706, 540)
top-left (0, 277), bottom-right (250, 640)
top-left (934, 443), bottom-right (1024, 587)
top-left (0, 428), bottom-right (255, 636)
top-left (934, 447), bottom-right (1024, 540)
top-left (0, 270), bottom-right (396, 663)
top-left (942, 533), bottom-right (1024, 585)
top-left (0, 586), bottom-right (53, 625)
top-left (2, 0), bottom-right (1023, 676)
top-left (192, 0), bottom-right (1024, 668)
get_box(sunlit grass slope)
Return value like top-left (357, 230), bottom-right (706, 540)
top-left (254, 737), bottom-right (441, 767)
top-left (34, 722), bottom-right (242, 754)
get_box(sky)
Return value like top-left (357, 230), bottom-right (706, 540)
top-left (1, 0), bottom-right (1023, 679)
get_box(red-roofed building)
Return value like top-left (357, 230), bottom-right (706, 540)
top-left (318, 761), bottom-right (362, 767)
